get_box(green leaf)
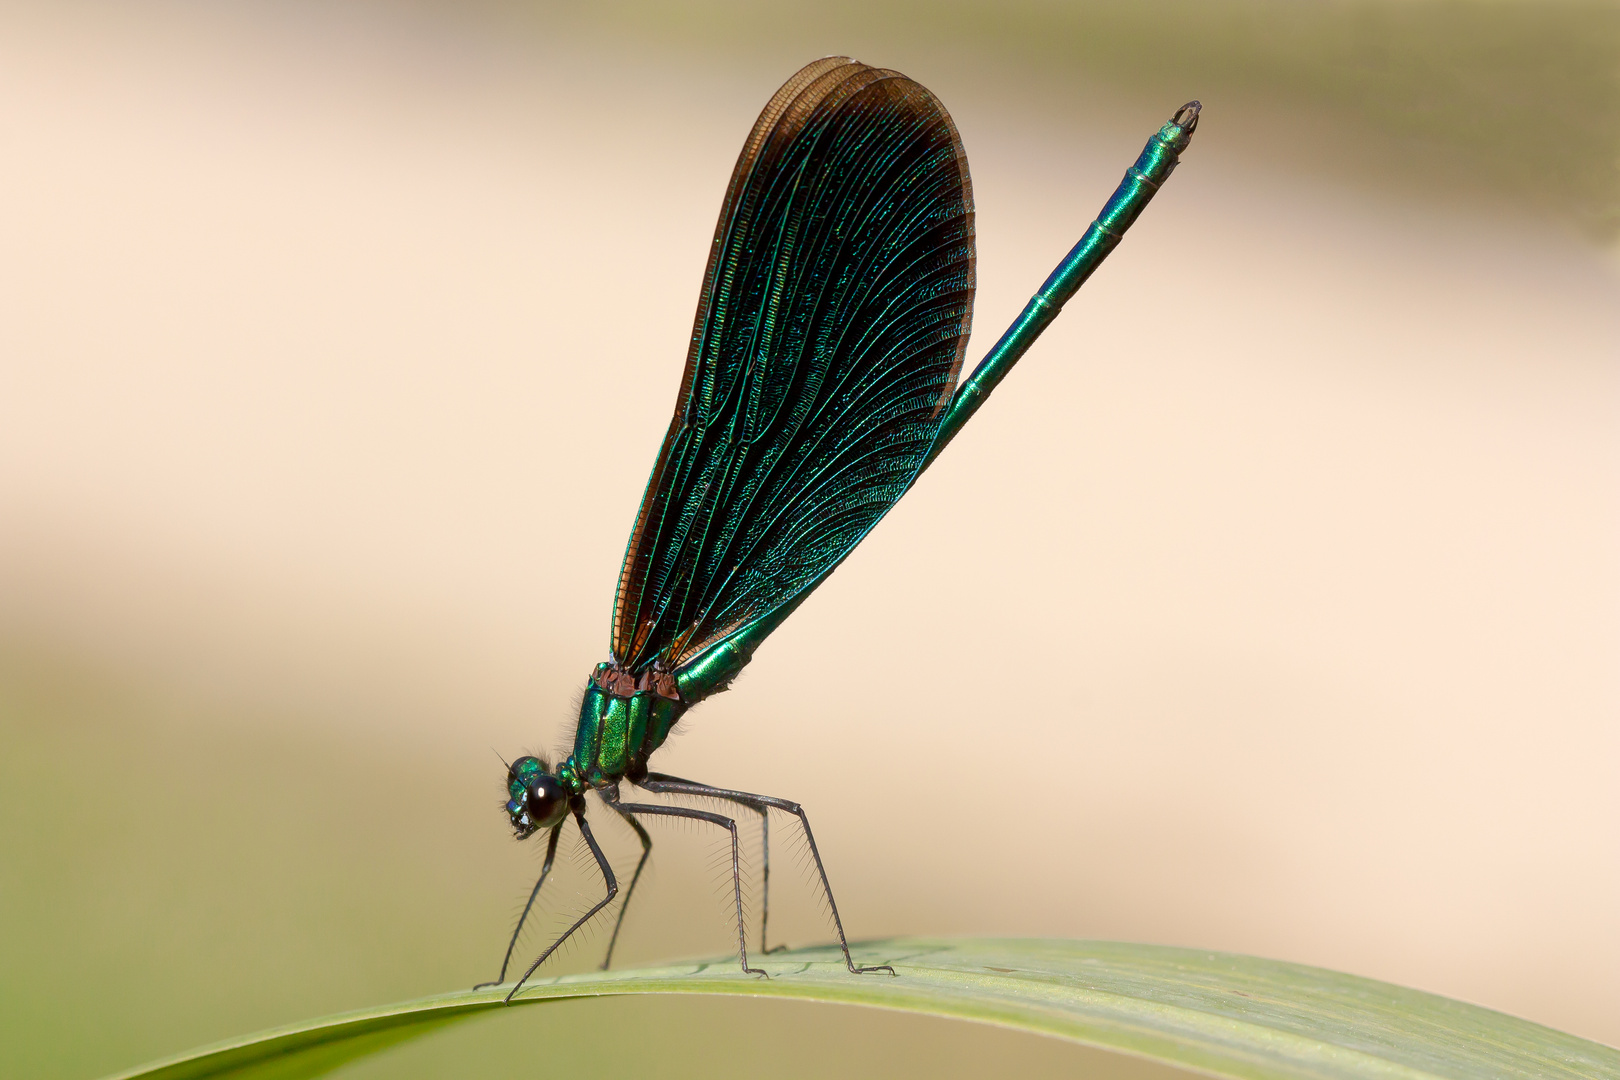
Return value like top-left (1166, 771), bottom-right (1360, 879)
top-left (102, 938), bottom-right (1618, 1080)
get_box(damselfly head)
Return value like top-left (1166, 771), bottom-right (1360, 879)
top-left (503, 755), bottom-right (568, 839)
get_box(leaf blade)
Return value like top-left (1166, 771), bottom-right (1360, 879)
top-left (102, 939), bottom-right (1620, 1080)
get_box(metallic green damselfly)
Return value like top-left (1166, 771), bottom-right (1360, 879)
top-left (480, 57), bottom-right (1199, 1001)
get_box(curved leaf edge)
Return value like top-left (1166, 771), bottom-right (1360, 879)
top-left (100, 937), bottom-right (1620, 1080)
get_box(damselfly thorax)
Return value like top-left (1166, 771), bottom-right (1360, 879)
top-left (560, 663), bottom-right (687, 790)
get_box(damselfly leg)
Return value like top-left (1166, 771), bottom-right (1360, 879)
top-left (629, 776), bottom-right (783, 953)
top-left (506, 803), bottom-right (618, 1002)
top-left (640, 773), bottom-right (896, 976)
top-left (756, 805), bottom-right (785, 954)
top-left (596, 784), bottom-right (653, 970)
top-left (473, 823), bottom-right (561, 991)
top-left (613, 799), bottom-right (766, 978)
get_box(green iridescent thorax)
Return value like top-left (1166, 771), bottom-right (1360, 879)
top-left (559, 662), bottom-right (688, 791)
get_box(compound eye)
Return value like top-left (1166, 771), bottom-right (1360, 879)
top-left (527, 775), bottom-right (568, 828)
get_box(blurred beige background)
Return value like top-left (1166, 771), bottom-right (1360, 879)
top-left (1, 2), bottom-right (1615, 1078)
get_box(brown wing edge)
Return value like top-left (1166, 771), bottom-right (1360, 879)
top-left (609, 57), bottom-right (865, 663)
top-left (609, 59), bottom-right (975, 666)
top-left (911, 76), bottom-right (975, 416)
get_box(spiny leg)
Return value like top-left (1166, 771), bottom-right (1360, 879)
top-left (596, 785), bottom-right (652, 971)
top-left (474, 822), bottom-right (562, 991)
top-left (755, 804), bottom-right (786, 954)
top-left (641, 773), bottom-right (895, 976)
top-left (506, 803), bottom-right (618, 1003)
top-left (638, 779), bottom-right (783, 954)
top-left (613, 800), bottom-right (764, 977)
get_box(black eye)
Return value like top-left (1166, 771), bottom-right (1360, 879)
top-left (528, 775), bottom-right (567, 828)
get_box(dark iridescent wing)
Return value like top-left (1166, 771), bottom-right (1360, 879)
top-left (611, 57), bottom-right (975, 675)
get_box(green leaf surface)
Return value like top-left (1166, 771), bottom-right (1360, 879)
top-left (103, 938), bottom-right (1618, 1080)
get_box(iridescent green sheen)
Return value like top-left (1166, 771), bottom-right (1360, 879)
top-left (673, 638), bottom-right (754, 702)
top-left (552, 69), bottom-right (1198, 790)
top-left (488, 60), bottom-right (1199, 1000)
top-left (509, 757), bottom-right (543, 801)
top-left (609, 57), bottom-right (976, 692)
top-left (567, 669), bottom-right (689, 790)
top-left (923, 106), bottom-right (1199, 470)
top-left (677, 101), bottom-right (1201, 700)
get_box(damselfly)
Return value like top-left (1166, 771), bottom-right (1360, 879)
top-left (479, 57), bottom-right (1199, 1001)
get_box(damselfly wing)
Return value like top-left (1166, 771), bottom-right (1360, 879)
top-left (613, 57), bottom-right (975, 683)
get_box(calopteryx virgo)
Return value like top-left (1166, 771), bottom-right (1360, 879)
top-left (479, 56), bottom-right (1199, 1002)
